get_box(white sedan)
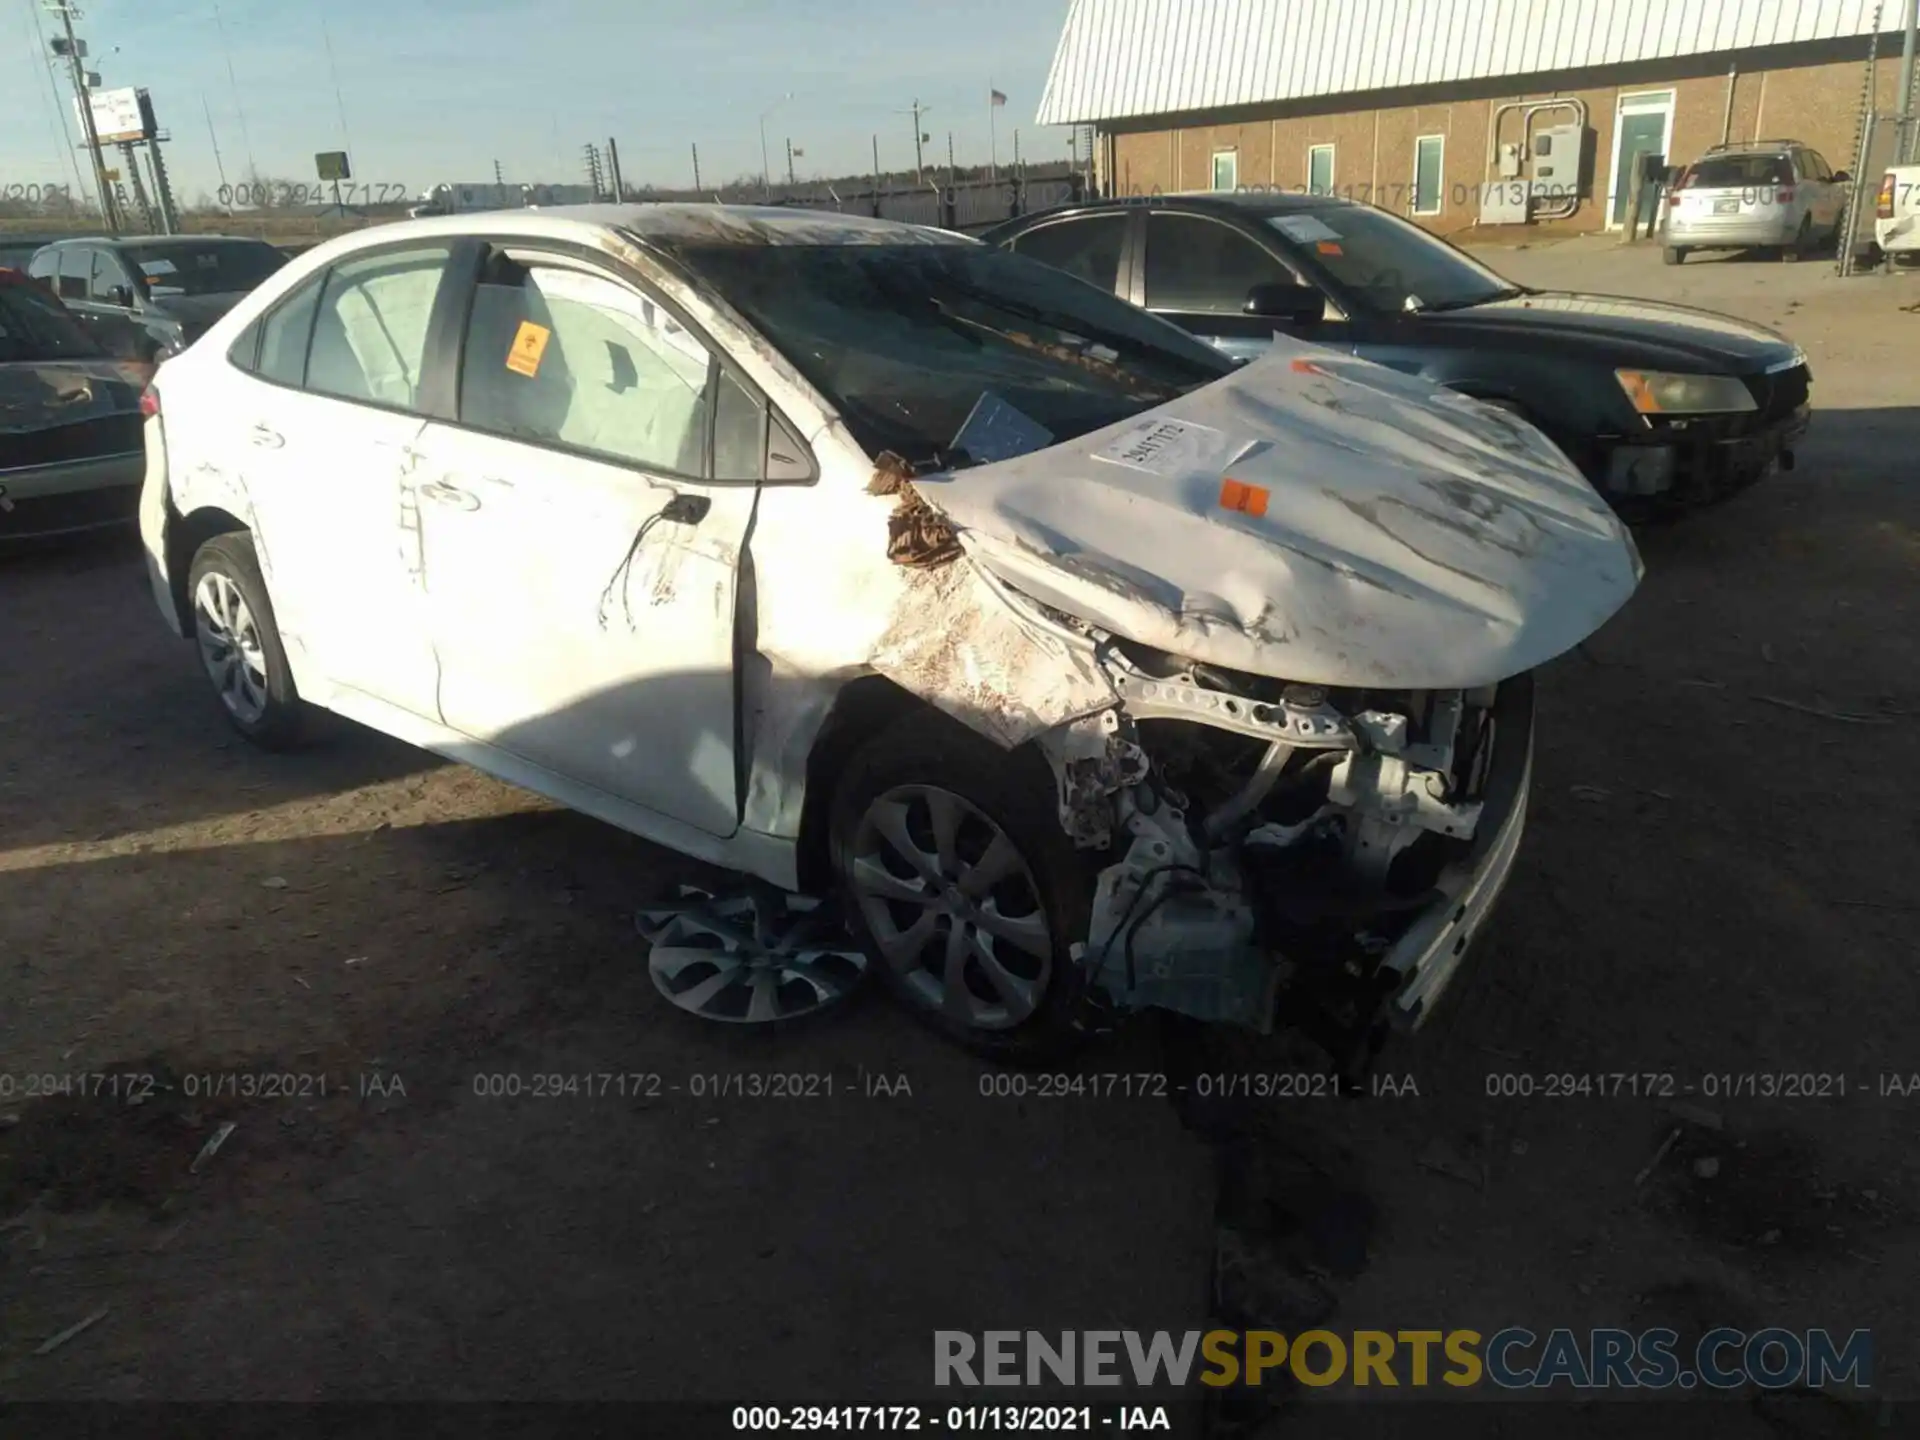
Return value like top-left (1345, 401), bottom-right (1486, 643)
top-left (138, 204), bottom-right (1640, 1069)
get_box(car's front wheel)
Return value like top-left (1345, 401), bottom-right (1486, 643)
top-left (829, 711), bottom-right (1094, 1064)
top-left (187, 532), bottom-right (306, 749)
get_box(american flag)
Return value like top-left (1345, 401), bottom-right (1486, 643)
top-left (990, 89), bottom-right (1007, 107)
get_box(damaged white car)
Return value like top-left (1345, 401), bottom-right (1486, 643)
top-left (137, 205), bottom-right (1641, 1072)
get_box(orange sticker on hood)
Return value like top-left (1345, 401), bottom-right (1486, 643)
top-left (1219, 478), bottom-right (1270, 517)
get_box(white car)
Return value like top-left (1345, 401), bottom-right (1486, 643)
top-left (138, 205), bottom-right (1641, 1070)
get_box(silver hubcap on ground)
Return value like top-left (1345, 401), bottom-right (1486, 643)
top-left (846, 785), bottom-right (1052, 1031)
top-left (638, 885), bottom-right (868, 1025)
top-left (193, 571), bottom-right (269, 724)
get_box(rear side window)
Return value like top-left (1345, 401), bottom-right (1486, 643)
top-left (305, 245), bottom-right (452, 410)
top-left (254, 276), bottom-right (325, 386)
top-left (1684, 155), bottom-right (1793, 188)
top-left (1011, 215), bottom-right (1129, 293)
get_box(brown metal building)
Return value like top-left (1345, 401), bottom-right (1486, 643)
top-left (1036, 0), bottom-right (1917, 233)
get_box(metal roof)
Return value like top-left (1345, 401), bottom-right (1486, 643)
top-left (1036, 0), bottom-right (1896, 126)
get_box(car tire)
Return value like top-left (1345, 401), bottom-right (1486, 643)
top-left (1662, 245), bottom-right (1686, 265)
top-left (187, 531), bottom-right (306, 750)
top-left (1782, 216), bottom-right (1813, 262)
top-left (829, 708), bottom-right (1095, 1065)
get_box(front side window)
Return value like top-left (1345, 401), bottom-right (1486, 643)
top-left (1011, 214), bottom-right (1128, 293)
top-left (56, 248), bottom-right (90, 302)
top-left (90, 250), bottom-right (131, 304)
top-left (1264, 205), bottom-right (1512, 314)
top-left (1144, 213), bottom-right (1297, 313)
top-left (306, 244), bottom-right (452, 410)
top-left (673, 241), bottom-right (1232, 466)
top-left (458, 258), bottom-right (714, 476)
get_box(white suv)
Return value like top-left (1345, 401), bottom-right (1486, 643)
top-left (1663, 141), bottom-right (1850, 263)
top-left (137, 205), bottom-right (1639, 1069)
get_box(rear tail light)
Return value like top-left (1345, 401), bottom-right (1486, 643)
top-left (139, 387), bottom-right (160, 418)
top-left (1878, 173), bottom-right (1896, 219)
top-left (1776, 187), bottom-right (1795, 204)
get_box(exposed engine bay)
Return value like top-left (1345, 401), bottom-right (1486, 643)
top-left (1034, 639), bottom-right (1533, 1077)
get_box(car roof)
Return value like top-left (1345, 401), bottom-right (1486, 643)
top-left (38, 233), bottom-right (278, 248)
top-left (310, 203), bottom-right (966, 254)
top-left (1025, 192), bottom-right (1353, 219)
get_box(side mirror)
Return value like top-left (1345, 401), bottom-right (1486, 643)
top-left (1243, 281), bottom-right (1325, 325)
top-left (106, 284), bottom-right (135, 308)
top-left (1833, 171), bottom-right (1852, 183)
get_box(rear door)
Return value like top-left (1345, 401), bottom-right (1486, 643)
top-left (229, 241), bottom-right (460, 718)
top-left (1140, 210), bottom-right (1343, 360)
top-left (409, 242), bottom-right (763, 836)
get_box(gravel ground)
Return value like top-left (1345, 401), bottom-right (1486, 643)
top-left (1, 238), bottom-right (1914, 1433)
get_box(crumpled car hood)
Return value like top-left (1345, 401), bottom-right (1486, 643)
top-left (910, 342), bottom-right (1642, 690)
top-left (0, 358), bottom-right (147, 435)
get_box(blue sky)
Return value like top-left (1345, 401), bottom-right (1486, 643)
top-left (4, 0), bottom-right (1075, 203)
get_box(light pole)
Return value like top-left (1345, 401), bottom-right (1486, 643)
top-left (759, 92), bottom-right (793, 199)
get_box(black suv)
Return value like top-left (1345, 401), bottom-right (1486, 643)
top-left (26, 234), bottom-right (286, 364)
top-left (986, 195), bottom-right (1813, 517)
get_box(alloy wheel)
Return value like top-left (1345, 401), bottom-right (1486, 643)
top-left (193, 570), bottom-right (269, 724)
top-left (845, 784), bottom-right (1052, 1030)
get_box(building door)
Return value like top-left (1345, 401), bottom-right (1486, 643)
top-left (1608, 92), bottom-right (1673, 228)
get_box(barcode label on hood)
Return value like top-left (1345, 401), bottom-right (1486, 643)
top-left (1090, 415), bottom-right (1254, 479)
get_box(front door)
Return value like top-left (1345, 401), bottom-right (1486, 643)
top-left (239, 242), bottom-right (456, 719)
top-left (1610, 96), bottom-right (1672, 228)
top-left (414, 247), bottom-right (757, 838)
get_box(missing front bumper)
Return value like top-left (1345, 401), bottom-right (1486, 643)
top-left (1073, 670), bottom-right (1537, 1064)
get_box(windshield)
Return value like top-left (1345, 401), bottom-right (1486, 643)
top-left (0, 275), bottom-right (102, 362)
top-left (1264, 207), bottom-right (1514, 314)
top-left (671, 241), bottom-right (1235, 464)
top-left (127, 240), bottom-right (286, 298)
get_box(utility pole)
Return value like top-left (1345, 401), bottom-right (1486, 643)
top-left (786, 137), bottom-right (796, 187)
top-left (947, 132), bottom-right (955, 184)
top-left (691, 142), bottom-right (702, 191)
top-left (1899, 0), bottom-right (1919, 163)
top-left (898, 99), bottom-right (931, 180)
top-left (607, 137), bottom-right (625, 200)
top-left (46, 1), bottom-right (119, 232)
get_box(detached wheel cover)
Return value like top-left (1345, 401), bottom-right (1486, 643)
top-left (194, 570), bottom-right (270, 724)
top-left (845, 784), bottom-right (1053, 1031)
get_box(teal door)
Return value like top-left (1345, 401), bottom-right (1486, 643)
top-left (1611, 111), bottom-right (1667, 225)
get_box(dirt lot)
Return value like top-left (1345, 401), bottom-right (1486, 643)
top-left (2, 239), bottom-right (1917, 1432)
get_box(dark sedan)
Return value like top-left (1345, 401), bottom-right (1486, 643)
top-left (985, 195), bottom-right (1812, 518)
top-left (25, 234), bottom-right (286, 365)
top-left (0, 269), bottom-right (150, 541)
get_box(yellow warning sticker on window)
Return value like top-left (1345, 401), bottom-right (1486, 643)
top-left (505, 321), bottom-right (550, 377)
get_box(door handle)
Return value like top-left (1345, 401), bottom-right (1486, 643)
top-left (418, 479), bottom-right (480, 511)
top-left (250, 423), bottom-right (284, 449)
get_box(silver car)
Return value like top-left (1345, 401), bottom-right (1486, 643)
top-left (1663, 142), bottom-right (1849, 263)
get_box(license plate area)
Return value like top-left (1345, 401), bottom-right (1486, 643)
top-left (1713, 198), bottom-right (1740, 214)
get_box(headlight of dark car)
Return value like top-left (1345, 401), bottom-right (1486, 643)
top-left (1613, 369), bottom-right (1756, 415)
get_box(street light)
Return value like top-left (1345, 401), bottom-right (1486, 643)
top-left (759, 92), bottom-right (794, 199)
